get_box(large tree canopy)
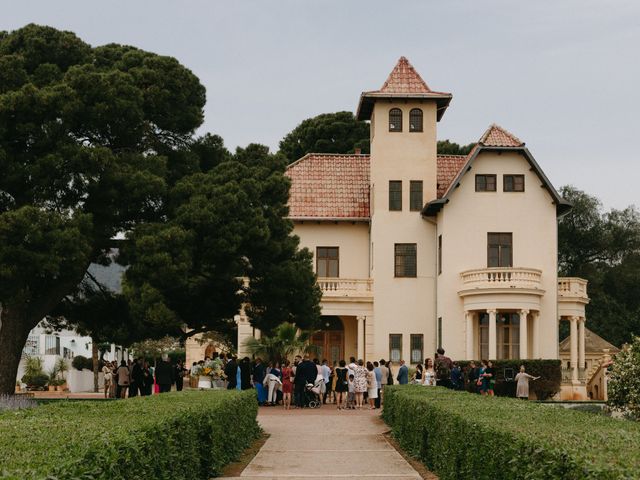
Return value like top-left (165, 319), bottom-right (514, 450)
top-left (0, 24), bottom-right (206, 394)
top-left (121, 137), bottom-right (321, 339)
top-left (558, 186), bottom-right (640, 346)
top-left (278, 110), bottom-right (475, 162)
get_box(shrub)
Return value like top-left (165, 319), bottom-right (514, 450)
top-left (608, 335), bottom-right (640, 420)
top-left (0, 390), bottom-right (259, 479)
top-left (20, 373), bottom-right (49, 390)
top-left (71, 355), bottom-right (94, 371)
top-left (383, 386), bottom-right (640, 479)
top-left (457, 359), bottom-right (561, 400)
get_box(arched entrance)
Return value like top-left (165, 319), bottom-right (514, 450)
top-left (311, 316), bottom-right (344, 365)
top-left (204, 343), bottom-right (217, 359)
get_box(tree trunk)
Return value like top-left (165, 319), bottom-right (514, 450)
top-left (92, 340), bottom-right (99, 393)
top-left (0, 306), bottom-right (33, 395)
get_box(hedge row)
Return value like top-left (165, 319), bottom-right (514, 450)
top-left (0, 390), bottom-right (259, 480)
top-left (383, 385), bottom-right (640, 479)
top-left (457, 359), bottom-right (561, 399)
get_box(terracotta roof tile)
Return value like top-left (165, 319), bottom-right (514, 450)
top-left (478, 124), bottom-right (524, 147)
top-left (437, 155), bottom-right (467, 199)
top-left (286, 152), bottom-right (471, 218)
top-left (378, 56), bottom-right (432, 94)
top-left (286, 154), bottom-right (370, 220)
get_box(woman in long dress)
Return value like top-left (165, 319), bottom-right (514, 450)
top-left (423, 358), bottom-right (436, 386)
top-left (515, 365), bottom-right (539, 400)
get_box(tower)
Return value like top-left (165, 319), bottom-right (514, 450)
top-left (356, 57), bottom-right (452, 362)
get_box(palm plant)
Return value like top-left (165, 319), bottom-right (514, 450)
top-left (243, 322), bottom-right (319, 363)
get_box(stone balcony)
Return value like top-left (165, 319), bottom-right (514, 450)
top-left (317, 277), bottom-right (373, 302)
top-left (557, 277), bottom-right (589, 302)
top-left (459, 267), bottom-right (543, 293)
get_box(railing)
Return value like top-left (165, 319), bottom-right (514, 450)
top-left (317, 278), bottom-right (373, 298)
top-left (561, 367), bottom-right (587, 384)
top-left (557, 277), bottom-right (588, 300)
top-left (460, 267), bottom-right (542, 290)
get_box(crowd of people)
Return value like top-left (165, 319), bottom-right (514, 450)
top-left (101, 355), bottom-right (187, 399)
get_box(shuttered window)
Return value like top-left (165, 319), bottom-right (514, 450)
top-left (504, 174), bottom-right (525, 192)
top-left (395, 243), bottom-right (417, 277)
top-left (389, 181), bottom-right (402, 211)
top-left (409, 108), bottom-right (423, 132)
top-left (410, 334), bottom-right (424, 364)
top-left (487, 233), bottom-right (512, 267)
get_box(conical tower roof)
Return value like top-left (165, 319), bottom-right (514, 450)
top-left (478, 124), bottom-right (524, 147)
top-left (356, 57), bottom-right (452, 121)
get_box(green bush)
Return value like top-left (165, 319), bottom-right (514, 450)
top-left (383, 386), bottom-right (640, 479)
top-left (457, 359), bottom-right (561, 400)
top-left (0, 390), bottom-right (259, 480)
top-left (20, 373), bottom-right (49, 389)
top-left (71, 355), bottom-right (94, 371)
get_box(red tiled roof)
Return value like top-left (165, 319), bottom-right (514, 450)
top-left (478, 124), bottom-right (524, 147)
top-left (286, 153), bottom-right (471, 218)
top-left (286, 154), bottom-right (370, 220)
top-left (437, 155), bottom-right (468, 199)
top-left (379, 56), bottom-right (432, 94)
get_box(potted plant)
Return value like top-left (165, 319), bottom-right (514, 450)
top-left (55, 358), bottom-right (69, 391)
top-left (15, 381), bottom-right (20, 393)
top-left (48, 365), bottom-right (60, 391)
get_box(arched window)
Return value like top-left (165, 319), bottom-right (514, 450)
top-left (409, 108), bottom-right (423, 132)
top-left (389, 108), bottom-right (402, 132)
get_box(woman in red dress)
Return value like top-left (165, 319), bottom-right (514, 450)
top-left (281, 359), bottom-right (294, 410)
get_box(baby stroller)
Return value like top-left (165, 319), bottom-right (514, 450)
top-left (303, 378), bottom-right (323, 408)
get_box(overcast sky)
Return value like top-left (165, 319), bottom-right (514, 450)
top-left (4, 0), bottom-right (639, 209)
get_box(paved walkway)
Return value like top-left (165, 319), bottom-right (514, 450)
top-left (224, 407), bottom-right (423, 479)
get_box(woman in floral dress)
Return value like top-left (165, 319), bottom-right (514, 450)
top-left (354, 359), bottom-right (368, 409)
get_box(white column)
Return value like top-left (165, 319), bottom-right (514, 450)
top-left (570, 316), bottom-right (578, 382)
top-left (519, 309), bottom-right (529, 359)
top-left (488, 309), bottom-right (497, 360)
top-left (532, 311), bottom-right (540, 358)
top-left (465, 311), bottom-right (474, 360)
top-left (357, 315), bottom-right (365, 360)
top-left (578, 317), bottom-right (586, 374)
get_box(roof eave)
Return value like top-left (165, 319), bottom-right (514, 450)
top-left (356, 92), bottom-right (452, 121)
top-left (290, 216), bottom-right (371, 223)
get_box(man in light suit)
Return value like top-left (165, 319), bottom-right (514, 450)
top-left (397, 359), bottom-right (409, 385)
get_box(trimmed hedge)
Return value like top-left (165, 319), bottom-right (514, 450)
top-left (0, 390), bottom-right (259, 480)
top-left (383, 385), bottom-right (640, 479)
top-left (457, 359), bottom-right (561, 399)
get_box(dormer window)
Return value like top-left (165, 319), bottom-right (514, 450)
top-left (409, 109), bottom-right (423, 132)
top-left (389, 108), bottom-right (402, 132)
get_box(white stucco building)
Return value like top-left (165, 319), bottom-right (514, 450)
top-left (237, 57), bottom-right (592, 398)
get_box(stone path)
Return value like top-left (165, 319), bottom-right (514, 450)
top-left (223, 407), bottom-right (423, 479)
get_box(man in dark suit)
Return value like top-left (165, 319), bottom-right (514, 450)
top-left (129, 357), bottom-right (144, 397)
top-left (155, 355), bottom-right (174, 393)
top-left (224, 356), bottom-right (238, 389)
top-left (396, 359), bottom-right (409, 385)
top-left (294, 354), bottom-right (317, 407)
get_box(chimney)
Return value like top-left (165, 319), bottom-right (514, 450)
top-left (354, 147), bottom-right (362, 155)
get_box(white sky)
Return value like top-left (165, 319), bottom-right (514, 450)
top-left (4, 0), bottom-right (639, 209)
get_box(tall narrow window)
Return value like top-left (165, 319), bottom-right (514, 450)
top-left (389, 108), bottom-right (402, 132)
top-left (475, 174), bottom-right (497, 192)
top-left (410, 334), bottom-right (424, 364)
top-left (394, 243), bottom-right (417, 277)
top-left (437, 318), bottom-right (442, 350)
top-left (504, 174), bottom-right (525, 192)
top-left (389, 181), bottom-right (402, 211)
top-left (487, 233), bottom-right (512, 267)
top-left (389, 334), bottom-right (402, 363)
top-left (316, 247), bottom-right (339, 277)
top-left (479, 313), bottom-right (489, 360)
top-left (409, 108), bottom-right (423, 132)
top-left (498, 313), bottom-right (520, 359)
top-left (409, 180), bottom-right (423, 211)
top-left (438, 235), bottom-right (442, 274)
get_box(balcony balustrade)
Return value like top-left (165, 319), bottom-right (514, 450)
top-left (557, 277), bottom-right (589, 301)
top-left (460, 267), bottom-right (543, 292)
top-left (317, 277), bottom-right (373, 300)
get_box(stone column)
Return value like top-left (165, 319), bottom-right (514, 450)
top-left (465, 311), bottom-right (474, 360)
top-left (357, 315), bottom-right (365, 360)
top-left (578, 317), bottom-right (586, 373)
top-left (519, 309), bottom-right (529, 359)
top-left (532, 311), bottom-right (540, 358)
top-left (488, 309), bottom-right (497, 360)
top-left (570, 316), bottom-right (578, 382)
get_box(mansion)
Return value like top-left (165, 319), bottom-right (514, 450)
top-left (234, 57), bottom-right (593, 399)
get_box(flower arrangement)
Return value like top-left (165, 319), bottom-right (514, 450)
top-left (192, 358), bottom-right (226, 381)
